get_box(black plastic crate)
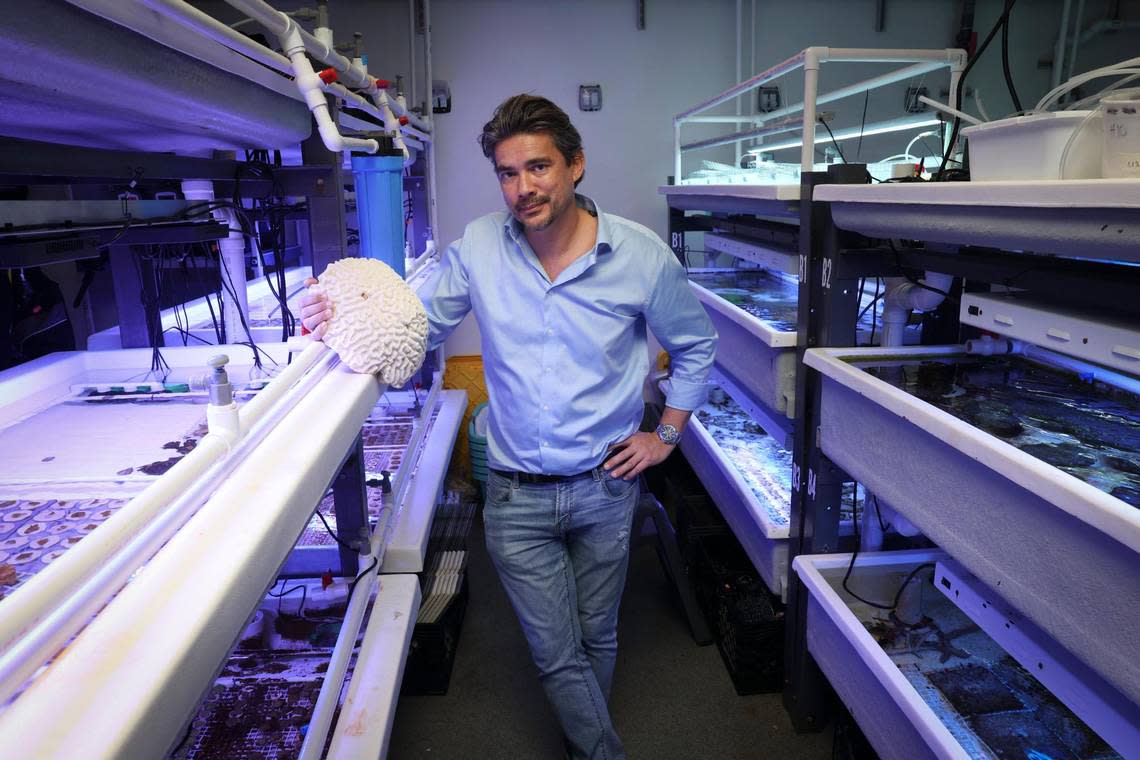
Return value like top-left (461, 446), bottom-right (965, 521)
top-left (713, 584), bottom-right (785, 695)
top-left (686, 532), bottom-right (784, 695)
top-left (689, 532), bottom-right (755, 586)
top-left (400, 574), bottom-right (469, 696)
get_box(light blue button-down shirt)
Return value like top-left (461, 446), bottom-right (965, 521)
top-left (421, 194), bottom-right (717, 475)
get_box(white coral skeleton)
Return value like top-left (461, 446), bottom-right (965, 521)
top-left (309, 258), bottom-right (428, 386)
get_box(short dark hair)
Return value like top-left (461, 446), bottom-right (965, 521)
top-left (479, 94), bottom-right (584, 188)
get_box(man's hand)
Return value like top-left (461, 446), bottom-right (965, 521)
top-left (298, 277), bottom-right (333, 340)
top-left (603, 432), bottom-right (673, 481)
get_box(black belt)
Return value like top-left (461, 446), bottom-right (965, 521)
top-left (490, 467), bottom-right (598, 484)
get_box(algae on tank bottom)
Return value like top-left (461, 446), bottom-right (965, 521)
top-left (861, 356), bottom-right (1140, 508)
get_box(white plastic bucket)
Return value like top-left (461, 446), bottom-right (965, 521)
top-left (1101, 97), bottom-right (1140, 178)
top-left (962, 110), bottom-right (1102, 181)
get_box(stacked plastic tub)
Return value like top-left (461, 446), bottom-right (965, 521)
top-left (468, 403), bottom-right (489, 486)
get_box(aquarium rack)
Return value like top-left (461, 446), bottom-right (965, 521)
top-left (663, 160), bottom-right (1140, 755)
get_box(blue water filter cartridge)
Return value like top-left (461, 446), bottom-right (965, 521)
top-left (350, 153), bottom-right (405, 278)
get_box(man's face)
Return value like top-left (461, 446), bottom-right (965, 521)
top-left (493, 132), bottom-right (583, 233)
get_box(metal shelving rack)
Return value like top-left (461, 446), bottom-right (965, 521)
top-left (662, 49), bottom-right (1140, 754)
top-left (783, 168), bottom-right (1140, 748)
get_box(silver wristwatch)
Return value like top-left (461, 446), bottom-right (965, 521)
top-left (655, 423), bottom-right (680, 446)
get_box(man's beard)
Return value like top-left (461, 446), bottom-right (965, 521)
top-left (513, 195), bottom-right (557, 230)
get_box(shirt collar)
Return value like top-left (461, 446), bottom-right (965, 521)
top-left (504, 193), bottom-right (614, 255)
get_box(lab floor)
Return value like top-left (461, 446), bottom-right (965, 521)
top-left (388, 508), bottom-right (832, 759)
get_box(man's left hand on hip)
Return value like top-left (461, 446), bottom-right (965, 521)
top-left (603, 432), bottom-right (674, 481)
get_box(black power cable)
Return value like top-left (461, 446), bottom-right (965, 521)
top-left (937, 0), bottom-right (1020, 181)
top-left (842, 486), bottom-right (935, 611)
top-left (818, 117), bottom-right (848, 164)
top-left (314, 508), bottom-right (358, 552)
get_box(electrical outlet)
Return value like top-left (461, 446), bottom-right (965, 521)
top-left (757, 86), bottom-right (781, 113)
top-left (579, 84), bottom-right (602, 112)
top-left (905, 86), bottom-right (929, 113)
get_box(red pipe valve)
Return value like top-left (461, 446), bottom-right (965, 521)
top-left (318, 68), bottom-right (338, 84)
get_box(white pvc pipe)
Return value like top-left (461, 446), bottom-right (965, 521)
top-left (680, 117), bottom-right (803, 153)
top-left (817, 46), bottom-right (967, 63)
top-left (236, 339), bottom-right (327, 423)
top-left (735, 0), bottom-right (743, 167)
top-left (298, 520), bottom-right (390, 759)
top-left (0, 343), bottom-right (331, 702)
top-left (0, 363), bottom-right (379, 759)
top-left (673, 121), bottom-right (682, 184)
top-left (423, 0), bottom-right (440, 244)
top-left (965, 338), bottom-right (1140, 397)
top-left (880, 272), bottom-right (952, 347)
top-left (676, 46), bottom-right (964, 126)
top-left (181, 181), bottom-right (249, 339)
top-left (760, 60), bottom-right (947, 125)
top-left (283, 25), bottom-right (379, 154)
top-left (137, 0), bottom-right (422, 144)
top-left (676, 50), bottom-right (806, 121)
top-left (375, 90), bottom-right (412, 162)
top-left (1025, 344), bottom-right (1140, 397)
top-left (138, 0), bottom-right (292, 75)
top-left (325, 575), bottom-right (419, 759)
top-left (224, 0), bottom-right (431, 133)
top-left (917, 95), bottom-right (983, 125)
top-left (408, 0), bottom-right (417, 111)
top-left (298, 554), bottom-right (379, 758)
top-left (801, 50), bottom-right (820, 173)
top-left (0, 344), bottom-right (335, 706)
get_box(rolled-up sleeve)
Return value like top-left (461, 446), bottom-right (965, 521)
top-left (420, 237), bottom-right (471, 352)
top-left (643, 250), bottom-right (717, 411)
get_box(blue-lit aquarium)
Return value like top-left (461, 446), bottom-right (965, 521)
top-left (688, 269), bottom-right (800, 333)
top-left (860, 356), bottom-right (1140, 509)
top-left (797, 551), bottom-right (1126, 760)
top-left (846, 566), bottom-right (1120, 759)
top-left (688, 268), bottom-right (907, 340)
top-left (694, 385), bottom-right (862, 530)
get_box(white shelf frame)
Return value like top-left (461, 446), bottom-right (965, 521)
top-left (673, 46), bottom-right (965, 180)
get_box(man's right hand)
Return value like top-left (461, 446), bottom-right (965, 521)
top-left (298, 277), bottom-right (333, 340)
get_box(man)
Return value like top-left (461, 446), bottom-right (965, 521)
top-left (301, 94), bottom-right (716, 759)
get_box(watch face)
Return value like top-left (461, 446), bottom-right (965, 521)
top-left (656, 423), bottom-right (680, 445)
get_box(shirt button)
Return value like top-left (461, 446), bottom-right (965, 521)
top-left (544, 367), bottom-right (551, 373)
top-left (543, 404), bottom-right (549, 411)
top-left (540, 441), bottom-right (546, 447)
top-left (546, 328), bottom-right (553, 336)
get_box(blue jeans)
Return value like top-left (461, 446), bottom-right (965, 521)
top-left (483, 468), bottom-right (639, 760)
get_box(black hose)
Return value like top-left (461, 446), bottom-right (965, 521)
top-left (936, 0), bottom-right (1020, 180)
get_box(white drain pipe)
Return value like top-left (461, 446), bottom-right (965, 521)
top-left (965, 336), bottom-right (1140, 396)
top-left (281, 19), bottom-right (379, 155)
top-left (880, 272), bottom-right (953, 347)
top-left (0, 343), bottom-right (333, 706)
top-left (182, 180), bottom-right (251, 339)
top-left (136, 0), bottom-right (429, 150)
top-left (223, 0), bottom-right (429, 132)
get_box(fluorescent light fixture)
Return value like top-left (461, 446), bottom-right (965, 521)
top-left (747, 115), bottom-right (942, 154)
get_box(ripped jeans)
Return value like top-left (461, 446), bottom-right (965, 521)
top-left (483, 468), bottom-right (639, 760)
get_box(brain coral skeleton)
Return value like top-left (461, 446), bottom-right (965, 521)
top-left (309, 258), bottom-right (429, 385)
